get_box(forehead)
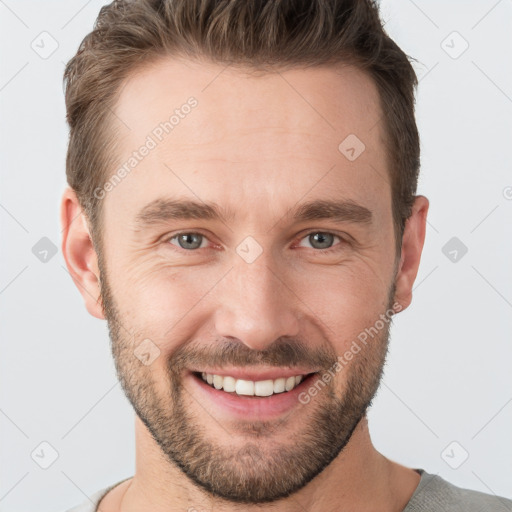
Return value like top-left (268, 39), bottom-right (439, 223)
top-left (114, 57), bottom-right (383, 144)
top-left (106, 57), bottom-right (390, 227)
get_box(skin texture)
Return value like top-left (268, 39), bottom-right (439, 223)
top-left (61, 58), bottom-right (429, 511)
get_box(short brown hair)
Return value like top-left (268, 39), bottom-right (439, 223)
top-left (64, 0), bottom-right (419, 257)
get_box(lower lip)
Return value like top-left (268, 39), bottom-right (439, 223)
top-left (186, 372), bottom-right (317, 420)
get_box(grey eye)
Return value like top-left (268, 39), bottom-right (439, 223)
top-left (297, 232), bottom-right (340, 250)
top-left (170, 233), bottom-right (205, 250)
top-left (308, 232), bottom-right (335, 249)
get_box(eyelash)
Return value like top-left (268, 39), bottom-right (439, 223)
top-left (164, 230), bottom-right (346, 255)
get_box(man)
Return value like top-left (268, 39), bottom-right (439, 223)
top-left (60, 0), bottom-right (511, 510)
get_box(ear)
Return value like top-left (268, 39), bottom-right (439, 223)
top-left (393, 195), bottom-right (429, 311)
top-left (60, 187), bottom-right (105, 320)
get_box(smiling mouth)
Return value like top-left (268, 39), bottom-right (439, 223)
top-left (192, 371), bottom-right (317, 397)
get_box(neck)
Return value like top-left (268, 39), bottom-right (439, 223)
top-left (107, 415), bottom-right (420, 512)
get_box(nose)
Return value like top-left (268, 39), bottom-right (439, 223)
top-left (213, 254), bottom-right (301, 352)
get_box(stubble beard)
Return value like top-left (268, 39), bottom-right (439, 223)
top-left (97, 251), bottom-right (395, 504)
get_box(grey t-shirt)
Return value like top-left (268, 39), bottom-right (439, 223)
top-left (65, 469), bottom-right (512, 511)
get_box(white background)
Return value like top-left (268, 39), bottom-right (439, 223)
top-left (1, 1), bottom-right (511, 510)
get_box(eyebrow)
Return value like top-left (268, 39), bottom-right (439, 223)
top-left (133, 197), bottom-right (373, 231)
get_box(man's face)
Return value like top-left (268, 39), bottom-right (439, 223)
top-left (96, 59), bottom-right (399, 503)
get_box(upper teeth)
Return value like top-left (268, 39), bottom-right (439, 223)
top-left (201, 373), bottom-right (304, 396)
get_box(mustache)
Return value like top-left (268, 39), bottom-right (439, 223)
top-left (168, 337), bottom-right (338, 373)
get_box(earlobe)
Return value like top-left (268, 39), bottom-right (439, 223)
top-left (60, 187), bottom-right (105, 320)
top-left (393, 195), bottom-right (429, 312)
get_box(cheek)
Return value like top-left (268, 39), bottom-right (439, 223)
top-left (110, 243), bottom-right (392, 358)
top-left (115, 261), bottom-right (223, 352)
top-left (291, 260), bottom-right (390, 344)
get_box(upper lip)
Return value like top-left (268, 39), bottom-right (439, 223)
top-left (190, 368), bottom-right (318, 381)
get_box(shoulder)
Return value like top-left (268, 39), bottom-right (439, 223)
top-left (63, 477), bottom-right (132, 512)
top-left (405, 470), bottom-right (512, 512)
top-left (64, 487), bottom-right (110, 512)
